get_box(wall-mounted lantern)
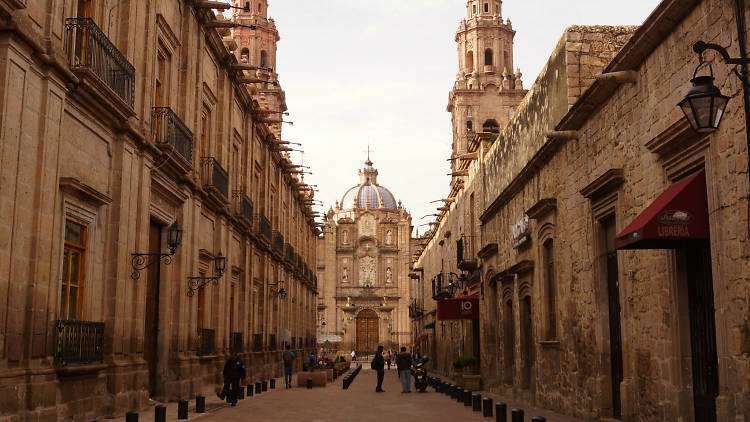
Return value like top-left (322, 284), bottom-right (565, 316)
top-left (130, 220), bottom-right (182, 280)
top-left (186, 252), bottom-right (226, 296)
top-left (269, 280), bottom-right (287, 299)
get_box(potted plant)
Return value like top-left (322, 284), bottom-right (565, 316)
top-left (452, 355), bottom-right (480, 390)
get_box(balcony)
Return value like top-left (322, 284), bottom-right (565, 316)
top-left (200, 157), bottom-right (229, 200)
top-left (296, 254), bottom-right (303, 272)
top-left (252, 333), bottom-right (263, 352)
top-left (457, 235), bottom-right (478, 271)
top-left (152, 107), bottom-right (193, 165)
top-left (409, 299), bottom-right (424, 319)
top-left (230, 332), bottom-right (243, 354)
top-left (268, 334), bottom-right (277, 351)
top-left (233, 191), bottom-right (254, 226)
top-left (298, 337), bottom-right (303, 349)
top-left (272, 231), bottom-right (284, 255)
top-left (54, 320), bottom-right (104, 366)
top-left (64, 18), bottom-right (135, 109)
top-left (198, 328), bottom-right (216, 356)
top-left (432, 273), bottom-right (453, 300)
top-left (255, 214), bottom-right (271, 244)
top-left (285, 243), bottom-right (295, 264)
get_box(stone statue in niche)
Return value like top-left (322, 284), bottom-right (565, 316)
top-left (359, 256), bottom-right (376, 286)
top-left (342, 230), bottom-right (349, 244)
top-left (386, 267), bottom-right (393, 283)
top-left (342, 267), bottom-right (349, 282)
top-left (386, 230), bottom-right (393, 245)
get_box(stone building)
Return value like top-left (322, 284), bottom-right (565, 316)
top-left (412, 0), bottom-right (750, 421)
top-left (0, 0), bottom-right (318, 420)
top-left (317, 159), bottom-right (413, 354)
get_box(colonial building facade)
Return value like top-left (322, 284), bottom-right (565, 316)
top-left (317, 159), bottom-right (413, 354)
top-left (0, 0), bottom-right (318, 420)
top-left (412, 0), bottom-right (749, 421)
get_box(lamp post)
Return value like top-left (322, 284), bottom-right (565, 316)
top-left (186, 252), bottom-right (227, 296)
top-left (130, 220), bottom-right (183, 280)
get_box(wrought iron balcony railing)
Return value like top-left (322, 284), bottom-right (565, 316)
top-left (272, 231), bottom-right (284, 255)
top-left (457, 235), bottom-right (478, 271)
top-left (200, 157), bottom-right (229, 199)
top-left (64, 18), bottom-right (135, 108)
top-left (152, 107), bottom-right (193, 163)
top-left (54, 320), bottom-right (104, 366)
top-left (296, 254), bottom-right (303, 271)
top-left (230, 332), bottom-right (243, 354)
top-left (268, 334), bottom-right (277, 351)
top-left (252, 333), bottom-right (263, 352)
top-left (432, 272), bottom-right (452, 300)
top-left (409, 299), bottom-right (424, 318)
top-left (198, 328), bottom-right (216, 356)
top-left (233, 191), bottom-right (254, 224)
top-left (255, 214), bottom-right (271, 243)
top-left (285, 243), bottom-right (295, 263)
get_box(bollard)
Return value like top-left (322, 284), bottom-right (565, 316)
top-left (262, 380), bottom-right (268, 391)
top-left (177, 400), bottom-right (188, 420)
top-left (473, 394), bottom-right (482, 412)
top-left (195, 396), bottom-right (206, 413)
top-left (255, 382), bottom-right (262, 394)
top-left (496, 402), bottom-right (507, 422)
top-left (238, 387), bottom-right (245, 400)
top-left (307, 378), bottom-right (313, 389)
top-left (154, 405), bottom-right (166, 422)
top-left (531, 417), bottom-right (546, 422)
top-left (247, 384), bottom-right (254, 397)
top-left (483, 397), bottom-right (493, 417)
top-left (270, 378), bottom-right (276, 389)
top-left (435, 381), bottom-right (442, 393)
top-left (511, 408), bottom-right (524, 422)
top-left (125, 412), bottom-right (138, 422)
top-left (464, 390), bottom-right (473, 407)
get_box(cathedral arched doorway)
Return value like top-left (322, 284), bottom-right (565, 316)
top-left (355, 309), bottom-right (379, 355)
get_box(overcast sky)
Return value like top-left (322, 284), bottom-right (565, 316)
top-left (234, 0), bottom-right (661, 235)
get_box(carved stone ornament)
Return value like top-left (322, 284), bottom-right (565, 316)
top-left (359, 214), bottom-right (376, 237)
top-left (359, 256), bottom-right (376, 286)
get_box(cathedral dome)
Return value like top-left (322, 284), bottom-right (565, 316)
top-left (340, 159), bottom-right (398, 210)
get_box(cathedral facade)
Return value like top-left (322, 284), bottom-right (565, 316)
top-left (317, 160), bottom-right (413, 353)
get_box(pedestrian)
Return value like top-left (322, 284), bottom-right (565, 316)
top-left (371, 345), bottom-right (385, 392)
top-left (217, 353), bottom-right (245, 406)
top-left (386, 350), bottom-right (392, 370)
top-left (413, 346), bottom-right (422, 362)
top-left (396, 346), bottom-right (413, 393)
top-left (282, 344), bottom-right (295, 389)
top-left (351, 349), bottom-right (356, 362)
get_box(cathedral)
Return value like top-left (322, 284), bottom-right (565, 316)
top-left (317, 159), bottom-right (414, 354)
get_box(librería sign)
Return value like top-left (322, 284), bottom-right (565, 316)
top-left (512, 215), bottom-right (530, 249)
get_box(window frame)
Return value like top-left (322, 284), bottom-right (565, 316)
top-left (61, 219), bottom-right (88, 321)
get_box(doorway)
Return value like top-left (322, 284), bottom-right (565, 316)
top-left (355, 309), bottom-right (379, 355)
top-left (144, 221), bottom-right (162, 397)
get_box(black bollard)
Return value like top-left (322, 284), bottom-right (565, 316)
top-left (464, 390), bottom-right (472, 407)
top-left (262, 380), bottom-right (268, 391)
top-left (307, 378), bottom-right (313, 389)
top-left (125, 412), bottom-right (138, 422)
top-left (483, 397), bottom-right (493, 417)
top-left (195, 396), bottom-right (206, 413)
top-left (511, 408), bottom-right (524, 422)
top-left (177, 400), bottom-right (188, 420)
top-left (238, 387), bottom-right (245, 400)
top-left (154, 405), bottom-right (166, 422)
top-left (247, 384), bottom-right (254, 397)
top-left (255, 382), bottom-right (262, 394)
top-left (531, 417), bottom-right (546, 422)
top-left (496, 402), bottom-right (507, 422)
top-left (271, 378), bottom-right (276, 389)
top-left (473, 394), bottom-right (482, 412)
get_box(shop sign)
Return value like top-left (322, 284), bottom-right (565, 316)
top-left (512, 215), bottom-right (530, 249)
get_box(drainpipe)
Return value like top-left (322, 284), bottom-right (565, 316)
top-left (733, 0), bottom-right (750, 235)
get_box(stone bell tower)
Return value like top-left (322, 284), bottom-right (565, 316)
top-left (447, 0), bottom-right (527, 170)
top-left (231, 0), bottom-right (287, 138)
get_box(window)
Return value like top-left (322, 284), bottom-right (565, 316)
top-left (77, 0), bottom-right (92, 18)
top-left (484, 3), bottom-right (489, 12)
top-left (484, 49), bottom-right (493, 66)
top-left (483, 119), bottom-right (500, 133)
top-left (257, 2), bottom-right (262, 13)
top-left (466, 120), bottom-right (473, 131)
top-left (465, 50), bottom-right (474, 72)
top-left (543, 239), bottom-right (556, 339)
top-left (200, 106), bottom-right (211, 159)
top-left (472, 5), bottom-right (476, 15)
top-left (260, 50), bottom-right (267, 68)
top-left (61, 220), bottom-right (87, 320)
top-left (240, 48), bottom-right (250, 63)
top-left (154, 52), bottom-right (167, 107)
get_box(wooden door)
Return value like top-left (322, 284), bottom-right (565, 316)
top-left (355, 309), bottom-right (379, 354)
top-left (144, 221), bottom-right (162, 397)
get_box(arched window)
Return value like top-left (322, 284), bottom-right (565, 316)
top-left (465, 50), bottom-right (474, 72)
top-left (240, 48), bottom-right (250, 63)
top-left (484, 2), bottom-right (489, 12)
top-left (483, 119), bottom-right (500, 133)
top-left (466, 120), bottom-right (473, 131)
top-left (257, 2), bottom-right (262, 13)
top-left (484, 49), bottom-right (493, 66)
top-left (260, 50), bottom-right (267, 68)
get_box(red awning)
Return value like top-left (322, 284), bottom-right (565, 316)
top-left (414, 333), bottom-right (429, 345)
top-left (437, 296), bottom-right (479, 320)
top-left (615, 170), bottom-right (709, 250)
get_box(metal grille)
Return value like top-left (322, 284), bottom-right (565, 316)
top-left (457, 235), bottom-right (477, 271)
top-left (252, 333), bottom-right (263, 352)
top-left (285, 243), bottom-right (295, 263)
top-left (54, 320), bottom-right (104, 366)
top-left (272, 231), bottom-right (284, 254)
top-left (230, 332), bottom-right (243, 354)
top-left (256, 214), bottom-right (271, 242)
top-left (200, 157), bottom-right (229, 199)
top-left (151, 107), bottom-right (193, 163)
top-left (431, 272), bottom-right (452, 300)
top-left (268, 334), bottom-right (277, 351)
top-left (234, 191), bottom-right (253, 223)
top-left (198, 328), bottom-right (216, 356)
top-left (64, 18), bottom-right (135, 108)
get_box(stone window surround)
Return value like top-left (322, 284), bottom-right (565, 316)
top-left (527, 197), bottom-right (558, 344)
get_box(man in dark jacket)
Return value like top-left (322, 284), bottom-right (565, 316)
top-left (396, 346), bottom-right (413, 393)
top-left (371, 345), bottom-right (385, 392)
top-left (217, 353), bottom-right (245, 406)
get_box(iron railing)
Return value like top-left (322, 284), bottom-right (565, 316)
top-left (233, 191), bottom-right (254, 223)
top-left (457, 235), bottom-right (478, 271)
top-left (230, 332), bottom-right (243, 354)
top-left (54, 320), bottom-right (104, 366)
top-left (313, 275), bottom-right (318, 288)
top-left (252, 333), bottom-right (263, 352)
top-left (432, 272), bottom-right (452, 300)
top-left (409, 299), bottom-right (424, 318)
top-left (255, 214), bottom-right (271, 243)
top-left (268, 334), bottom-right (277, 351)
top-left (152, 107), bottom-right (193, 163)
top-left (296, 254), bottom-right (303, 271)
top-left (272, 231), bottom-right (284, 255)
top-left (198, 328), bottom-right (216, 356)
top-left (298, 337), bottom-right (303, 349)
top-left (200, 157), bottom-right (229, 199)
top-left (285, 243), bottom-right (295, 263)
top-left (64, 18), bottom-right (135, 108)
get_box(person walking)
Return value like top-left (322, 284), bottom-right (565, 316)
top-left (396, 346), bottom-right (413, 393)
top-left (217, 353), bottom-right (245, 406)
top-left (282, 344), bottom-right (295, 389)
top-left (371, 345), bottom-right (385, 392)
top-left (351, 349), bottom-right (356, 362)
top-left (386, 350), bottom-right (392, 370)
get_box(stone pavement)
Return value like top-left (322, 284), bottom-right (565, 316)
top-left (114, 368), bottom-right (585, 422)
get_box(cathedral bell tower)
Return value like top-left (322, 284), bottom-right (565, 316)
top-left (231, 0), bottom-right (287, 138)
top-left (447, 0), bottom-right (527, 171)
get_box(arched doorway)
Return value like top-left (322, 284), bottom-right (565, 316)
top-left (355, 309), bottom-right (379, 355)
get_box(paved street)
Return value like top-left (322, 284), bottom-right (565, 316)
top-left (135, 368), bottom-right (583, 422)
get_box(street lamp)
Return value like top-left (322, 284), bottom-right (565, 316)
top-left (269, 280), bottom-right (286, 299)
top-left (130, 220), bottom-right (183, 280)
top-left (186, 252), bottom-right (227, 296)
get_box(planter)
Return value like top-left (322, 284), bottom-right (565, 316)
top-left (462, 374), bottom-right (481, 391)
top-left (296, 371), bottom-right (327, 387)
top-left (325, 368), bottom-right (334, 382)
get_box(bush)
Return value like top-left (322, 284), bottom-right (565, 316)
top-left (452, 355), bottom-right (478, 370)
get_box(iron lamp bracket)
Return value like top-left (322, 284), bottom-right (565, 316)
top-left (693, 41), bottom-right (750, 85)
top-left (187, 274), bottom-right (222, 297)
top-left (130, 250), bottom-right (176, 280)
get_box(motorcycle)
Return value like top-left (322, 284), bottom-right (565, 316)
top-left (412, 357), bottom-right (429, 392)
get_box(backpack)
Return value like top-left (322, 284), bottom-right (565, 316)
top-left (283, 351), bottom-right (294, 365)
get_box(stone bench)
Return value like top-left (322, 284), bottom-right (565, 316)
top-left (297, 371), bottom-right (327, 387)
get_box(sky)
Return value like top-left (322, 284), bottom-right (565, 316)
top-left (230, 0), bottom-right (662, 235)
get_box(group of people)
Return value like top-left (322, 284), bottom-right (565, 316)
top-left (371, 346), bottom-right (422, 393)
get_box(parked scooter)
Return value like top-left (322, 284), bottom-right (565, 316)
top-left (412, 357), bottom-right (429, 392)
